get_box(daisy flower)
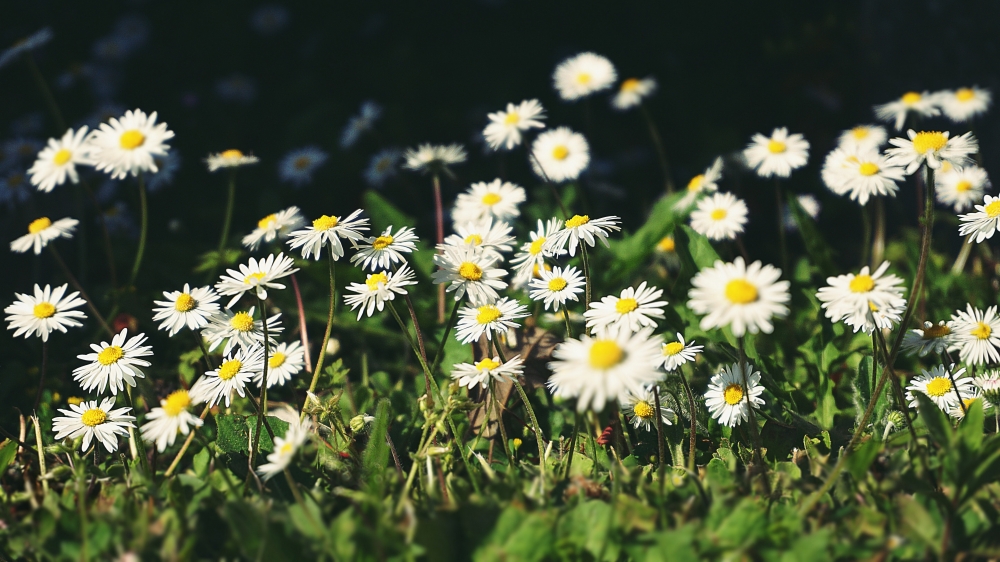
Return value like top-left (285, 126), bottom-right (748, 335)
top-left (947, 304), bottom-right (1000, 366)
top-left (339, 100), bottom-right (382, 149)
top-left (837, 124), bottom-right (888, 153)
top-left (612, 77), bottom-right (657, 110)
top-left (705, 362), bottom-right (765, 428)
top-left (72, 328), bottom-right (153, 395)
top-left (10, 216), bottom-right (78, 254)
top-left (553, 52), bottom-right (617, 101)
top-left (431, 246), bottom-right (508, 306)
top-left (87, 109), bottom-right (174, 179)
top-left (215, 253), bottom-right (299, 308)
top-left (936, 87), bottom-right (992, 123)
top-left (152, 284), bottom-right (220, 336)
top-left (451, 179), bottom-right (527, 224)
top-left (256, 416), bottom-right (311, 481)
top-left (687, 257), bottom-right (790, 337)
top-left (140, 389), bottom-right (203, 452)
top-left (584, 281), bottom-right (667, 333)
top-left (885, 130), bottom-right (978, 174)
top-left (785, 194), bottom-right (821, 231)
top-left (901, 321), bottom-right (952, 358)
top-left (442, 218), bottom-right (515, 259)
top-left (278, 146), bottom-right (328, 187)
top-left (5, 283), bottom-right (87, 342)
top-left (257, 341), bottom-right (305, 388)
top-left (815, 262), bottom-right (906, 334)
top-left (546, 327), bottom-right (663, 412)
top-left (52, 397), bottom-right (135, 453)
top-left (205, 149), bottom-right (259, 172)
top-left (363, 148), bottom-right (402, 188)
top-left (689, 192), bottom-right (748, 240)
top-left (949, 392), bottom-right (990, 420)
top-left (530, 127), bottom-right (590, 182)
top-left (287, 209), bottom-right (370, 260)
top-left (827, 149), bottom-right (905, 205)
top-left (189, 345), bottom-right (265, 407)
top-left (906, 364), bottom-right (974, 411)
top-left (242, 206), bottom-right (305, 251)
top-left (874, 91), bottom-right (940, 131)
top-left (545, 214), bottom-right (620, 257)
top-left (743, 127), bottom-right (810, 178)
top-left (402, 143), bottom-right (467, 174)
top-left (528, 265), bottom-right (585, 311)
top-left (343, 265), bottom-right (417, 320)
top-left (455, 297), bottom-right (528, 344)
top-left (674, 157), bottom-right (723, 210)
top-left (28, 127), bottom-right (92, 192)
top-left (975, 372), bottom-right (1000, 406)
top-left (658, 333), bottom-right (704, 372)
top-left (958, 195), bottom-right (1000, 243)
top-left (483, 99), bottom-right (546, 150)
top-left (621, 386), bottom-right (673, 431)
top-left (509, 218), bottom-right (565, 288)
top-left (201, 307), bottom-right (282, 355)
top-left (451, 355), bottom-right (524, 390)
top-left (350, 225), bottom-right (418, 271)
top-left (936, 165), bottom-right (990, 212)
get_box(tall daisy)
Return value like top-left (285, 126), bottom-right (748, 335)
top-left (885, 130), bottom-right (978, 174)
top-left (621, 386), bottom-right (673, 432)
top-left (402, 144), bottom-right (467, 174)
top-left (5, 283), bottom-right (87, 342)
top-left (205, 149), bottom-right (259, 172)
top-left (674, 157), bottom-right (724, 210)
top-left (545, 214), bottom-right (620, 257)
top-left (215, 253), bottom-right (298, 308)
top-left (10, 216), bottom-right (78, 254)
top-left (451, 355), bottom-right (524, 390)
top-left (72, 328), bottom-right (153, 395)
top-left (257, 341), bottom-right (305, 388)
top-left (743, 127), bottom-right (810, 178)
top-left (906, 365), bottom-right (974, 411)
top-left (658, 333), bottom-right (703, 372)
top-left (901, 321), bottom-right (952, 358)
top-left (483, 99), bottom-right (546, 150)
top-left (689, 192), bottom-right (748, 240)
top-left (584, 281), bottom-right (667, 333)
top-left (827, 150), bottom-right (905, 205)
top-left (201, 307), bottom-right (282, 355)
top-left (431, 246), bottom-right (508, 306)
top-left (815, 262), bottom-right (906, 334)
top-left (140, 389), bottom-right (203, 452)
top-left (687, 258), bottom-right (790, 337)
top-left (528, 265), bottom-right (585, 311)
top-left (152, 284), bottom-right (220, 337)
top-left (873, 91), bottom-right (940, 131)
top-left (28, 127), bottom-right (92, 192)
top-left (350, 226), bottom-right (418, 271)
top-left (286, 209), bottom-right (370, 260)
top-left (530, 127), bottom-right (590, 182)
top-left (958, 194), bottom-right (1000, 243)
top-left (705, 362), bottom-right (765, 428)
top-left (612, 77), bottom-right (657, 111)
top-left (242, 206), bottom-right (304, 251)
top-left (52, 397), bottom-right (135, 453)
top-left (87, 109), bottom-right (174, 179)
top-left (455, 297), bottom-right (528, 344)
top-left (343, 265), bottom-right (417, 320)
top-left (189, 344), bottom-right (265, 407)
top-left (553, 52), bottom-right (617, 101)
top-left (936, 87), bottom-right (992, 123)
top-left (947, 304), bottom-right (1000, 366)
top-left (451, 179), bottom-right (527, 224)
top-left (509, 218), bottom-right (565, 288)
top-left (936, 165), bottom-right (990, 212)
top-left (837, 124), bottom-right (888, 153)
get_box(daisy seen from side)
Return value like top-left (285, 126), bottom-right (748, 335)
top-left (402, 143), bottom-right (467, 174)
top-left (343, 265), bottom-right (417, 320)
top-left (189, 344), bottom-right (265, 407)
top-left (874, 91), bottom-right (940, 131)
top-left (205, 149), bottom-right (258, 172)
top-left (545, 214), bottom-right (620, 257)
top-left (140, 389), bottom-right (203, 452)
top-left (815, 261), bottom-right (907, 334)
top-left (451, 179), bottom-right (527, 224)
top-left (201, 306), bottom-right (282, 355)
top-left (674, 157), bottom-right (723, 210)
top-left (451, 355), bottom-right (524, 390)
top-left (906, 364), bottom-right (975, 411)
top-left (936, 87), bottom-right (992, 123)
top-left (958, 194), bottom-right (1000, 243)
top-left (612, 77), bottom-right (657, 110)
top-left (350, 225), bottom-right (418, 271)
top-left (242, 206), bottom-right (305, 251)
top-left (483, 99), bottom-right (546, 150)
top-left (658, 333), bottom-right (704, 372)
top-left (286, 209), bottom-right (370, 260)
top-left (257, 416), bottom-right (311, 480)
top-left (215, 252), bottom-right (298, 308)
top-left (10, 216), bottom-right (78, 254)
top-left (936, 165), bottom-right (990, 212)
top-left (442, 218), bottom-right (515, 259)
top-left (743, 127), bottom-right (810, 178)
top-left (509, 218), bottom-right (564, 288)
top-left (901, 321), bottom-right (952, 358)
top-left (28, 127), bottom-right (92, 192)
top-left (837, 124), bottom-right (888, 153)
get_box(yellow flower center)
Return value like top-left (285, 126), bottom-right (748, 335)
top-left (97, 346), bottom-right (125, 366)
top-left (218, 359), bottom-right (243, 380)
top-left (475, 358), bottom-right (501, 371)
top-left (859, 162), bottom-right (880, 176)
top-left (922, 325), bottom-right (951, 339)
top-left (280, 442), bottom-right (294, 455)
top-left (955, 88), bottom-right (975, 102)
top-left (589, 340), bottom-right (624, 369)
top-left (244, 272), bottom-right (266, 284)
top-left (372, 235), bottom-right (393, 250)
top-left (972, 322), bottom-right (992, 340)
top-left (901, 91), bottom-right (922, 105)
top-left (221, 149), bottom-right (244, 159)
top-left (476, 305), bottom-right (502, 324)
top-left (767, 140), bottom-right (786, 154)
top-left (230, 312), bottom-right (254, 332)
top-left (633, 400), bottom-right (655, 419)
top-left (365, 272), bottom-right (389, 291)
top-left (723, 383), bottom-right (744, 405)
top-left (53, 148), bottom-right (72, 165)
top-left (925, 376), bottom-right (952, 397)
top-left (911, 131), bottom-right (947, 154)
top-left (986, 200), bottom-right (1000, 218)
top-left (565, 215), bottom-right (590, 228)
top-left (503, 113), bottom-right (520, 125)
top-left (532, 263), bottom-right (551, 278)
top-left (67, 397), bottom-right (83, 406)
top-left (481, 192), bottom-right (502, 205)
top-left (548, 277), bottom-right (568, 291)
top-left (955, 180), bottom-right (973, 193)
top-left (174, 293), bottom-right (195, 312)
top-left (851, 126), bottom-right (869, 140)
top-left (656, 236), bottom-right (675, 253)
top-left (28, 217), bottom-right (52, 234)
top-left (529, 237), bottom-right (546, 255)
top-left (257, 214), bottom-right (277, 229)
top-left (849, 274), bottom-right (875, 293)
top-left (615, 298), bottom-right (638, 314)
top-left (724, 279), bottom-right (758, 304)
top-left (81, 408), bottom-right (107, 427)
top-left (464, 234), bottom-right (483, 245)
top-left (687, 174), bottom-right (704, 192)
top-left (162, 390), bottom-right (191, 417)
top-left (620, 78), bottom-right (641, 92)
top-left (710, 208), bottom-right (727, 221)
top-left (313, 215), bottom-right (339, 230)
top-left (33, 302), bottom-right (56, 319)
top-left (119, 129), bottom-right (146, 150)
top-left (458, 262), bottom-right (483, 281)
top-left (552, 145), bottom-right (569, 160)
top-left (576, 72), bottom-right (591, 85)
top-left (663, 342), bottom-right (684, 356)
top-left (269, 352), bottom-right (287, 369)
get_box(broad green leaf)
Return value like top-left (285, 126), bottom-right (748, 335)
top-left (0, 439), bottom-right (18, 474)
top-left (914, 393), bottom-right (952, 447)
top-left (215, 415), bottom-right (289, 454)
top-left (361, 398), bottom-right (391, 489)
top-left (787, 193), bottom-right (836, 277)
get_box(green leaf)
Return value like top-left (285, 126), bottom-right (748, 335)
top-left (786, 193), bottom-right (836, 277)
top-left (0, 439), bottom-right (18, 474)
top-left (361, 398), bottom-right (391, 491)
top-left (215, 415), bottom-right (289, 454)
top-left (914, 393), bottom-right (952, 447)
top-left (957, 397), bottom-right (984, 451)
top-left (675, 225), bottom-right (720, 272)
top-left (607, 191), bottom-right (685, 282)
top-left (845, 438), bottom-right (882, 481)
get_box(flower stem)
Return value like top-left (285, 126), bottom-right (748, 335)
top-left (639, 104), bottom-right (673, 193)
top-left (652, 386), bottom-right (666, 468)
top-left (164, 405), bottom-right (211, 477)
top-left (495, 344), bottom-right (545, 478)
top-left (432, 172), bottom-right (446, 323)
top-left (211, 171), bottom-right (238, 281)
top-left (32, 416), bottom-right (48, 495)
top-left (129, 175), bottom-right (149, 286)
top-left (124, 387), bottom-right (150, 477)
top-left (387, 301), bottom-right (437, 405)
top-left (25, 52), bottom-right (66, 132)
top-left (290, 273), bottom-right (313, 373)
top-left (49, 246), bottom-right (113, 336)
top-left (562, 308), bottom-right (574, 338)
top-left (431, 297), bottom-right (462, 376)
top-left (581, 244), bottom-right (592, 313)
top-left (871, 196), bottom-right (886, 268)
top-left (676, 365), bottom-right (698, 472)
top-left (774, 178), bottom-right (788, 274)
top-left (34, 342), bottom-right (48, 415)
top-left (737, 336), bottom-right (764, 467)
top-left (250, 297), bottom-right (271, 472)
top-left (951, 240), bottom-right (974, 275)
top-left (302, 255), bottom-right (336, 420)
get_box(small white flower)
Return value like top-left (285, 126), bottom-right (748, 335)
top-left (885, 130), bottom-right (978, 175)
top-left (28, 127), bottom-right (92, 192)
top-left (584, 281), bottom-right (667, 333)
top-left (201, 306), bottom-right (282, 355)
top-left (257, 341), bottom-right (305, 388)
top-left (612, 77), bottom-right (656, 111)
top-left (257, 415), bottom-right (311, 480)
top-left (936, 165), bottom-right (990, 212)
top-left (530, 127), bottom-right (590, 182)
top-left (815, 262), bottom-right (907, 334)
top-left (10, 216), bottom-right (78, 254)
top-left (705, 362), bottom-right (765, 428)
top-left (674, 157), bottom-right (723, 210)
top-left (947, 304), bottom-right (1000, 366)
top-left (509, 218), bottom-right (565, 289)
top-left (553, 52), bottom-right (617, 101)
top-left (958, 194), bottom-right (1000, 243)
top-left (455, 297), bottom-right (528, 344)
top-left (836, 124), bottom-right (888, 153)
top-left (528, 265), bottom-right (585, 311)
top-left (689, 192), bottom-right (748, 240)
top-left (441, 218), bottom-right (515, 259)
top-left (343, 265), bottom-right (417, 320)
top-left (72, 329), bottom-right (153, 395)
top-left (215, 252), bottom-right (299, 308)
top-left (687, 257), bottom-right (790, 337)
top-left (621, 386), bottom-right (673, 431)
top-left (451, 179), bottom-right (527, 224)
top-left (205, 149), bottom-right (259, 172)
top-left (874, 91), bottom-right (940, 131)
top-left (825, 149), bottom-right (905, 205)
top-left (52, 397), bottom-right (135, 453)
top-left (402, 144), bottom-right (467, 174)
top-left (483, 99), bottom-right (546, 150)
top-left (974, 372), bottom-right (1000, 406)
top-left (189, 344), bottom-right (265, 408)
top-left (658, 333), bottom-right (703, 372)
top-left (431, 246), bottom-right (508, 306)
top-left (901, 321), bottom-right (952, 358)
top-left (545, 214), bottom-right (620, 257)
top-left (286, 209), bottom-right (370, 260)
top-left (140, 389), bottom-right (203, 452)
top-left (152, 284), bottom-right (221, 337)
top-left (5, 283), bottom-right (87, 342)
top-left (936, 87), bottom-right (992, 123)
top-left (743, 127), bottom-right (810, 178)
top-left (87, 108), bottom-right (175, 179)
top-left (350, 225), bottom-right (418, 271)
top-left (906, 365), bottom-right (974, 411)
top-left (451, 355), bottom-right (524, 390)
top-left (242, 206), bottom-right (305, 251)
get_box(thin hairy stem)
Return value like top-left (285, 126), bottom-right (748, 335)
top-left (49, 246), bottom-right (113, 336)
top-left (129, 175), bottom-right (150, 286)
top-left (302, 254), bottom-right (336, 420)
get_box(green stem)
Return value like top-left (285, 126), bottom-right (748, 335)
top-left (302, 255), bottom-right (336, 421)
top-left (124, 388), bottom-right (150, 477)
top-left (562, 308), bottom-right (574, 338)
top-left (210, 171), bottom-right (238, 282)
top-left (639, 104), bottom-right (673, 193)
top-left (774, 178), bottom-right (788, 274)
top-left (564, 413), bottom-right (580, 479)
top-left (49, 246), bottom-right (113, 336)
top-left (431, 297), bottom-right (462, 376)
top-left (388, 301), bottom-right (439, 404)
top-left (653, 386), bottom-right (666, 468)
top-left (499, 345), bottom-right (546, 478)
top-left (737, 337), bottom-right (764, 467)
top-left (164, 405), bottom-right (210, 477)
top-left (250, 297), bottom-right (271, 472)
top-left (129, 175), bottom-right (149, 286)
top-left (871, 196), bottom-right (886, 268)
top-left (25, 52), bottom-right (66, 132)
top-left (677, 365), bottom-right (698, 471)
top-left (581, 245), bottom-right (592, 315)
